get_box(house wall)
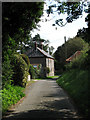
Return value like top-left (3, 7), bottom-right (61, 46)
top-left (29, 57), bottom-right (54, 77)
top-left (46, 58), bottom-right (54, 76)
top-left (29, 57), bottom-right (46, 77)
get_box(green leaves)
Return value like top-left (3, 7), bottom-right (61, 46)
top-left (46, 1), bottom-right (88, 27)
top-left (11, 54), bottom-right (30, 87)
top-left (2, 54), bottom-right (14, 87)
top-left (2, 84), bottom-right (25, 114)
top-left (54, 37), bottom-right (89, 73)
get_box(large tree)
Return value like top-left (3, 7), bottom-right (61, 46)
top-left (2, 2), bottom-right (44, 52)
top-left (2, 2), bottom-right (44, 86)
top-left (54, 37), bottom-right (88, 73)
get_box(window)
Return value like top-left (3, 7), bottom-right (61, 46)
top-left (33, 65), bottom-right (37, 68)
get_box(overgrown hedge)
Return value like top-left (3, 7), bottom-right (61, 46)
top-left (2, 53), bottom-right (14, 88)
top-left (11, 54), bottom-right (30, 87)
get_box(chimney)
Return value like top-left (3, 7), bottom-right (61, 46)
top-left (41, 42), bottom-right (43, 49)
top-left (35, 42), bottom-right (37, 50)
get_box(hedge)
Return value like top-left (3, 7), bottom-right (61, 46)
top-left (11, 54), bottom-right (29, 87)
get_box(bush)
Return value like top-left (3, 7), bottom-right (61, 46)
top-left (29, 65), bottom-right (38, 79)
top-left (65, 50), bottom-right (88, 70)
top-left (46, 67), bottom-right (50, 74)
top-left (29, 65), bottom-right (41, 79)
top-left (11, 54), bottom-right (29, 87)
top-left (2, 84), bottom-right (25, 114)
top-left (29, 65), bottom-right (36, 79)
top-left (20, 54), bottom-right (30, 68)
top-left (2, 53), bottom-right (14, 88)
top-left (44, 67), bottom-right (50, 74)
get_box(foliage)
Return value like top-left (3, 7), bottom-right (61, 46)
top-left (2, 36), bottom-right (17, 87)
top-left (46, 67), bottom-right (50, 74)
top-left (54, 37), bottom-right (88, 73)
top-left (20, 54), bottom-right (30, 67)
top-left (56, 69), bottom-right (89, 117)
top-left (46, 1), bottom-right (89, 27)
top-left (46, 76), bottom-right (59, 79)
top-left (29, 65), bottom-right (36, 79)
top-left (25, 34), bottom-right (55, 55)
top-left (29, 65), bottom-right (41, 79)
top-left (2, 2), bottom-right (44, 49)
top-left (2, 84), bottom-right (25, 114)
top-left (77, 4), bottom-right (90, 43)
top-left (33, 34), bottom-right (45, 43)
top-left (65, 50), bottom-right (89, 70)
top-left (2, 2), bottom-right (44, 87)
top-left (2, 53), bottom-right (14, 88)
top-left (11, 54), bottom-right (29, 87)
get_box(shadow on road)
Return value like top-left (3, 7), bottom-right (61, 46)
top-left (2, 96), bottom-right (81, 120)
top-left (2, 109), bottom-right (79, 120)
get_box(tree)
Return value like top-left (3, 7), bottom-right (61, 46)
top-left (46, 1), bottom-right (89, 27)
top-left (49, 46), bottom-right (54, 55)
top-left (2, 2), bottom-right (44, 86)
top-left (33, 34), bottom-right (45, 43)
top-left (54, 37), bottom-right (88, 73)
top-left (45, 1), bottom-right (90, 73)
top-left (24, 33), bottom-right (54, 55)
top-left (77, 4), bottom-right (90, 43)
top-left (2, 2), bottom-right (44, 52)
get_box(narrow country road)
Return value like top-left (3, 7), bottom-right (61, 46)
top-left (2, 78), bottom-right (81, 119)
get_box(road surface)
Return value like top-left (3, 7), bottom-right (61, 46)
top-left (2, 78), bottom-right (81, 119)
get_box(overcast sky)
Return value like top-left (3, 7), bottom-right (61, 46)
top-left (31, 2), bottom-right (88, 52)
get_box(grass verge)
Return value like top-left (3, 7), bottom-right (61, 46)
top-left (2, 84), bottom-right (25, 115)
top-left (56, 69), bottom-right (88, 118)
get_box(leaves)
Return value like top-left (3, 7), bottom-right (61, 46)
top-left (46, 1), bottom-right (88, 27)
top-left (54, 37), bottom-right (89, 73)
top-left (2, 85), bottom-right (25, 114)
top-left (2, 3), bottom-right (44, 87)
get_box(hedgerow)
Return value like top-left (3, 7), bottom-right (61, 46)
top-left (11, 54), bottom-right (30, 87)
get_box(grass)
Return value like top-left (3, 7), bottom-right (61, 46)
top-left (46, 75), bottom-right (59, 79)
top-left (56, 69), bottom-right (89, 118)
top-left (35, 76), bottom-right (59, 80)
top-left (2, 84), bottom-right (25, 115)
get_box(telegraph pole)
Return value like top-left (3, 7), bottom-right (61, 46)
top-left (64, 36), bottom-right (67, 60)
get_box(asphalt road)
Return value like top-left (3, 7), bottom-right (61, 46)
top-left (2, 78), bottom-right (81, 120)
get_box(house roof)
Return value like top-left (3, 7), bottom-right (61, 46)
top-left (66, 51), bottom-right (81, 62)
top-left (37, 47), bottom-right (54, 59)
top-left (26, 47), bottom-right (54, 59)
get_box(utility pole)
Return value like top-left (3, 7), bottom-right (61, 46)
top-left (64, 36), bottom-right (67, 60)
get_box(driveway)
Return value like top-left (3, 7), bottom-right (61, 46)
top-left (2, 78), bottom-right (81, 119)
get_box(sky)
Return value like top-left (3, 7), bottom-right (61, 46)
top-left (31, 2), bottom-right (88, 52)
